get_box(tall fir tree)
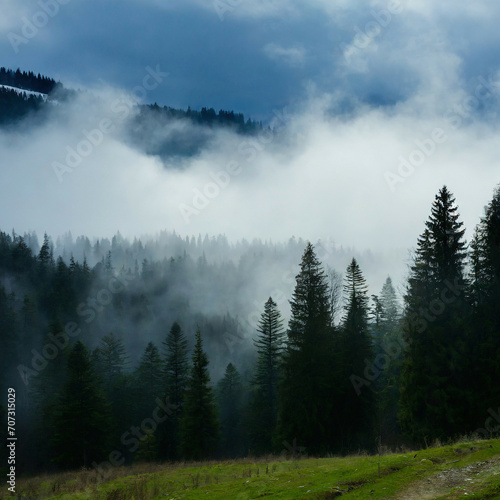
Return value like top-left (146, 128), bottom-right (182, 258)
top-left (180, 329), bottom-right (219, 460)
top-left (400, 186), bottom-right (470, 443)
top-left (277, 243), bottom-right (336, 454)
top-left (248, 297), bottom-right (285, 455)
top-left (379, 277), bottom-right (401, 331)
top-left (338, 258), bottom-right (375, 451)
top-left (158, 321), bottom-right (189, 459)
top-left (163, 322), bottom-right (189, 408)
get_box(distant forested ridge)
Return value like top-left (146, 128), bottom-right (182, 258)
top-left (0, 183), bottom-right (499, 473)
top-left (142, 103), bottom-right (262, 132)
top-left (0, 67), bottom-right (58, 94)
top-left (0, 67), bottom-right (262, 151)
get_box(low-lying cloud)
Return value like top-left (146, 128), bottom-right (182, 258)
top-left (1, 69), bottom-right (499, 295)
top-left (1, 0), bottom-right (500, 294)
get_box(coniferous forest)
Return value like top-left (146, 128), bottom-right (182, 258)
top-left (1, 184), bottom-right (499, 475)
top-left (3, 4), bottom-right (500, 498)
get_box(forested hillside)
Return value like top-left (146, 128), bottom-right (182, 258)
top-left (0, 184), bottom-right (499, 475)
top-left (0, 67), bottom-right (262, 159)
top-left (0, 67), bottom-right (58, 94)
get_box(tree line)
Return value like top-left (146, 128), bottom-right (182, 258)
top-left (0, 66), bottom-right (262, 149)
top-left (0, 184), bottom-right (499, 473)
top-left (0, 67), bottom-right (58, 94)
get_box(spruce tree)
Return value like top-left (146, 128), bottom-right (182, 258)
top-left (163, 322), bottom-right (189, 407)
top-left (277, 243), bottom-right (336, 454)
top-left (180, 329), bottom-right (219, 460)
top-left (37, 233), bottom-right (52, 270)
top-left (52, 341), bottom-right (111, 468)
top-left (159, 321), bottom-right (189, 459)
top-left (94, 332), bottom-right (130, 382)
top-left (400, 186), bottom-right (470, 443)
top-left (338, 258), bottom-right (375, 451)
top-left (379, 277), bottom-right (401, 331)
top-left (248, 297), bottom-right (285, 455)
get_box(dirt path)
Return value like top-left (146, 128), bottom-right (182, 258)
top-left (394, 456), bottom-right (500, 499)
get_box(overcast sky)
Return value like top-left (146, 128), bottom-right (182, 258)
top-left (1, 0), bottom-right (500, 287)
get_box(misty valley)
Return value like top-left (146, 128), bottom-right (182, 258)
top-left (1, 60), bottom-right (500, 499)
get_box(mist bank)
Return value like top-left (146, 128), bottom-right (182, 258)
top-left (0, 63), bottom-right (499, 258)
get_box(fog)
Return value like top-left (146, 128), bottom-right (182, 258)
top-left (1, 78), bottom-right (499, 295)
top-left (0, 0), bottom-right (500, 312)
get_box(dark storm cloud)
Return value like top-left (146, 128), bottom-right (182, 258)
top-left (2, 0), bottom-right (500, 120)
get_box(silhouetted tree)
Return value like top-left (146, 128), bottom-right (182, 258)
top-left (400, 186), bottom-right (470, 442)
top-left (277, 243), bottom-right (336, 455)
top-left (248, 297), bottom-right (285, 454)
top-left (180, 329), bottom-right (219, 460)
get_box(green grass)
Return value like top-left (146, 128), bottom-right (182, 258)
top-left (5, 438), bottom-right (500, 499)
